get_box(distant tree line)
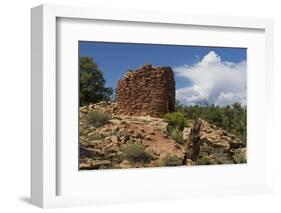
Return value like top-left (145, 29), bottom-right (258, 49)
top-left (175, 101), bottom-right (247, 145)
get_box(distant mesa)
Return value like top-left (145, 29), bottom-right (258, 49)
top-left (116, 64), bottom-right (175, 117)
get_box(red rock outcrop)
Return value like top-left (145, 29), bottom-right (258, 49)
top-left (116, 64), bottom-right (175, 117)
top-left (79, 103), bottom-right (246, 170)
top-left (182, 119), bottom-right (246, 165)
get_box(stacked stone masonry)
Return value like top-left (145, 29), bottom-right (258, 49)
top-left (116, 64), bottom-right (175, 117)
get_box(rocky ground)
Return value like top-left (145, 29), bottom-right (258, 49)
top-left (79, 102), bottom-right (246, 170)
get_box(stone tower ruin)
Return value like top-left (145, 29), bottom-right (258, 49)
top-left (116, 64), bottom-right (175, 117)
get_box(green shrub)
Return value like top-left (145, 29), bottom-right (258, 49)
top-left (110, 152), bottom-right (124, 164)
top-left (164, 112), bottom-right (186, 144)
top-left (158, 154), bottom-right (181, 167)
top-left (169, 127), bottom-right (184, 144)
top-left (212, 149), bottom-right (234, 164)
top-left (164, 112), bottom-right (186, 130)
top-left (86, 111), bottom-right (111, 127)
top-left (196, 155), bottom-right (211, 165)
top-left (173, 102), bottom-right (247, 145)
top-left (122, 143), bottom-right (152, 163)
top-left (232, 149), bottom-right (247, 163)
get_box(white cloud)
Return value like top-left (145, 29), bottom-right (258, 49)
top-left (174, 51), bottom-right (246, 106)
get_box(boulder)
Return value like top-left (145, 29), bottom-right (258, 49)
top-left (183, 119), bottom-right (245, 165)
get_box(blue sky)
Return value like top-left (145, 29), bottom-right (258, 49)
top-left (79, 41), bottom-right (247, 106)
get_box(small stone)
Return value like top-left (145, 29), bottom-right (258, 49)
top-left (90, 160), bottom-right (112, 169)
top-left (205, 128), bottom-right (212, 133)
top-left (118, 128), bottom-right (126, 136)
top-left (175, 144), bottom-right (181, 149)
top-left (110, 135), bottom-right (118, 143)
top-left (127, 129), bottom-right (134, 134)
top-left (87, 132), bottom-right (96, 137)
top-left (120, 120), bottom-right (127, 125)
top-left (186, 159), bottom-right (194, 166)
top-left (144, 135), bottom-right (152, 140)
top-left (79, 163), bottom-right (92, 169)
top-left (110, 119), bottom-right (121, 125)
top-left (82, 129), bottom-right (90, 135)
top-left (87, 140), bottom-right (102, 146)
top-left (81, 108), bottom-right (88, 113)
top-left (105, 143), bottom-right (114, 149)
top-left (163, 134), bottom-right (169, 139)
top-left (135, 132), bottom-right (142, 139)
top-left (149, 131), bottom-right (156, 135)
top-left (152, 149), bottom-right (160, 156)
top-left (104, 136), bottom-right (111, 142)
top-left (80, 141), bottom-right (88, 146)
top-left (111, 126), bottom-right (119, 133)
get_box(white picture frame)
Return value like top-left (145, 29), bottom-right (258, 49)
top-left (31, 4), bottom-right (274, 208)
